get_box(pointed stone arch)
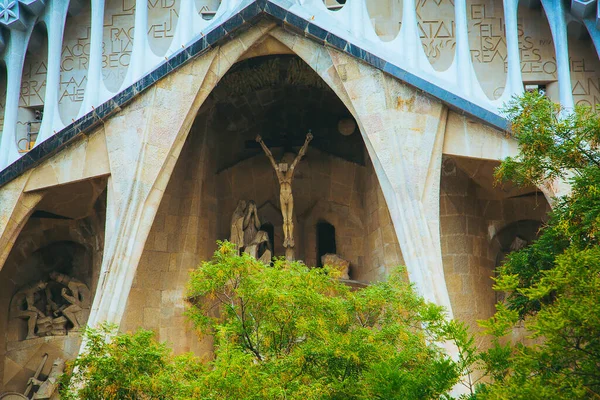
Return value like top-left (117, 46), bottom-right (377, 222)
top-left (0, 172), bottom-right (45, 273)
top-left (81, 21), bottom-right (459, 332)
top-left (87, 21), bottom-right (278, 328)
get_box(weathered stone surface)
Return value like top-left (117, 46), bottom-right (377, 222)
top-left (0, 17), bottom-right (558, 396)
top-left (321, 254), bottom-right (350, 280)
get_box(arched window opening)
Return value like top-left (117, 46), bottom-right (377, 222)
top-left (316, 221), bottom-right (336, 267)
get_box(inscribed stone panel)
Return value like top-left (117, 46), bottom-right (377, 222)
top-left (568, 34), bottom-right (600, 113)
top-left (147, 0), bottom-right (180, 57)
top-left (17, 25), bottom-right (48, 150)
top-left (517, 5), bottom-right (556, 85)
top-left (467, 0), bottom-right (507, 99)
top-left (59, 2), bottom-right (92, 122)
top-left (102, 0), bottom-right (135, 92)
top-left (366, 0), bottom-right (403, 41)
top-left (416, 0), bottom-right (455, 71)
top-left (194, 0), bottom-right (220, 18)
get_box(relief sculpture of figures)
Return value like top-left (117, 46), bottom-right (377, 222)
top-left (49, 272), bottom-right (91, 332)
top-left (9, 281), bottom-right (48, 340)
top-left (9, 273), bottom-right (91, 341)
top-left (256, 132), bottom-right (312, 251)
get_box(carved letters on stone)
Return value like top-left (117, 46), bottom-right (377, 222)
top-left (9, 273), bottom-right (91, 341)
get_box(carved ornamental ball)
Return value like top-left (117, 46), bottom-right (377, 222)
top-left (337, 118), bottom-right (356, 136)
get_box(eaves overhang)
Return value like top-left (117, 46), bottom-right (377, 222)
top-left (0, 0), bottom-right (509, 189)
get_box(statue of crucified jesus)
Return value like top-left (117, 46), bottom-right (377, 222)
top-left (256, 132), bottom-right (313, 249)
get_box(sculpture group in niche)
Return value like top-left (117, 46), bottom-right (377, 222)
top-left (0, 354), bottom-right (65, 400)
top-left (230, 200), bottom-right (272, 264)
top-left (28, 358), bottom-right (65, 400)
top-left (9, 272), bottom-right (91, 341)
top-left (256, 132), bottom-right (313, 258)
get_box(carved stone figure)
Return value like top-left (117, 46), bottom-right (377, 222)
top-left (321, 254), bottom-right (350, 280)
top-left (9, 281), bottom-right (48, 340)
top-left (256, 132), bottom-right (312, 250)
top-left (244, 230), bottom-right (271, 264)
top-left (258, 248), bottom-right (272, 265)
top-left (29, 358), bottom-right (65, 399)
top-left (243, 200), bottom-right (261, 247)
top-left (49, 272), bottom-right (91, 331)
top-left (230, 200), bottom-right (247, 251)
top-left (10, 273), bottom-right (90, 340)
top-left (510, 236), bottom-right (528, 251)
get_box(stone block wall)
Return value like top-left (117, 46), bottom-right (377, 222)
top-left (440, 158), bottom-right (551, 336)
top-left (121, 112), bottom-right (217, 356)
top-left (440, 166), bottom-right (496, 332)
top-left (357, 162), bottom-right (404, 282)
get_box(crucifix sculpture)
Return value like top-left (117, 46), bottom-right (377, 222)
top-left (256, 132), bottom-right (313, 258)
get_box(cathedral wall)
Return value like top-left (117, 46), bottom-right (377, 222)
top-left (121, 105), bottom-right (405, 357)
top-left (120, 111), bottom-right (217, 356)
top-left (0, 182), bottom-right (106, 392)
top-left (441, 166), bottom-right (496, 332)
top-left (364, 1), bottom-right (600, 108)
top-left (441, 159), bottom-right (551, 336)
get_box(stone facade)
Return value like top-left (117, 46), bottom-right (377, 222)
top-left (0, 0), bottom-right (593, 395)
top-left (0, 178), bottom-right (106, 392)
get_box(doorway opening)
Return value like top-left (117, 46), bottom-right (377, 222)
top-left (316, 221), bottom-right (336, 267)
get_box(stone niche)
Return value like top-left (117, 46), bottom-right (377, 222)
top-left (0, 178), bottom-right (106, 393)
top-left (440, 156), bottom-right (550, 339)
top-left (121, 54), bottom-right (404, 356)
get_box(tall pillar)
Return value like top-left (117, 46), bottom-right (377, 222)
top-left (542, 0), bottom-right (574, 109)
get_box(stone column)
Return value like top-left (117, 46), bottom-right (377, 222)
top-left (542, 0), bottom-right (574, 109)
top-left (0, 29), bottom-right (30, 169)
top-left (36, 0), bottom-right (69, 145)
top-left (503, 0), bottom-right (524, 98)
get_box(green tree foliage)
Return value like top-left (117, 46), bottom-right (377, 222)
top-left (186, 242), bottom-right (471, 399)
top-left (477, 92), bottom-right (600, 399)
top-left (60, 323), bottom-right (204, 399)
top-left (62, 242), bottom-right (478, 399)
